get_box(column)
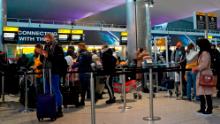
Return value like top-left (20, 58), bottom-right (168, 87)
top-left (126, 0), bottom-right (137, 62)
top-left (126, 0), bottom-right (152, 62)
top-left (0, 0), bottom-right (7, 51)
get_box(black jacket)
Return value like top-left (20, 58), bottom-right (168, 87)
top-left (44, 41), bottom-right (66, 75)
top-left (74, 50), bottom-right (92, 73)
top-left (101, 48), bottom-right (117, 75)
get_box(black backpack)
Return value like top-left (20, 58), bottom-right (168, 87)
top-left (59, 58), bottom-right (68, 76)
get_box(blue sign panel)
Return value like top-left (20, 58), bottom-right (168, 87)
top-left (18, 27), bottom-right (58, 44)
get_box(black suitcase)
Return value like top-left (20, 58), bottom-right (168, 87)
top-left (62, 86), bottom-right (80, 107)
top-left (62, 74), bottom-right (80, 107)
top-left (36, 69), bottom-right (57, 121)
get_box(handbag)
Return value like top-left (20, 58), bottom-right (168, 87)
top-left (198, 52), bottom-right (217, 87)
top-left (199, 74), bottom-right (217, 87)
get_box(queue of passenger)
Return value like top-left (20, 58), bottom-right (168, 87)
top-left (1, 34), bottom-right (220, 119)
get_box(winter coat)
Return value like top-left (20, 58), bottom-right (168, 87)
top-left (196, 51), bottom-right (216, 96)
top-left (101, 48), bottom-right (116, 75)
top-left (73, 50), bottom-right (92, 73)
top-left (44, 41), bottom-right (66, 75)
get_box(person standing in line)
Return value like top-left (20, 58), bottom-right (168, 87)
top-left (73, 43), bottom-right (92, 106)
top-left (101, 45), bottom-right (117, 104)
top-left (64, 46), bottom-right (76, 85)
top-left (185, 43), bottom-right (198, 101)
top-left (41, 33), bottom-right (65, 117)
top-left (192, 39), bottom-right (215, 114)
top-left (136, 48), bottom-right (149, 93)
top-left (172, 41), bottom-right (186, 97)
top-left (32, 44), bottom-right (44, 94)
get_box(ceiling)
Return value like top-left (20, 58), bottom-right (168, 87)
top-left (8, 0), bottom-right (124, 21)
top-left (7, 0), bottom-right (220, 26)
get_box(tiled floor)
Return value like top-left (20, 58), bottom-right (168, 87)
top-left (1, 92), bottom-right (220, 124)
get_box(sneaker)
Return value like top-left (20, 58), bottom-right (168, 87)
top-left (197, 110), bottom-right (205, 113)
top-left (168, 90), bottom-right (173, 97)
top-left (56, 106), bottom-right (63, 118)
top-left (203, 111), bottom-right (212, 115)
top-left (106, 97), bottom-right (116, 104)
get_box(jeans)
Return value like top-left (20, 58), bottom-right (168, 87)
top-left (46, 74), bottom-right (63, 108)
top-left (186, 71), bottom-right (197, 100)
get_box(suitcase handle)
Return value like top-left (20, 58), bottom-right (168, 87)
top-left (42, 68), bottom-right (52, 95)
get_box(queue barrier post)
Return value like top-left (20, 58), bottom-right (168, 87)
top-left (90, 72), bottom-right (96, 124)
top-left (143, 67), bottom-right (161, 121)
top-left (1, 72), bottom-right (5, 102)
top-left (118, 70), bottom-right (132, 112)
top-left (22, 72), bottom-right (30, 113)
top-left (179, 66), bottom-right (183, 99)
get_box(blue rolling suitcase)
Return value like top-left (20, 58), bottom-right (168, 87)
top-left (36, 69), bottom-right (57, 121)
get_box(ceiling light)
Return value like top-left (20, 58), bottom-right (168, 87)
top-left (144, 0), bottom-right (154, 8)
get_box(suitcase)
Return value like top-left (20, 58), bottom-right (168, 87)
top-left (36, 69), bottom-right (57, 121)
top-left (62, 85), bottom-right (80, 107)
top-left (62, 73), bottom-right (80, 107)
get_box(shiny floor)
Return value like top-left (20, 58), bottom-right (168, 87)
top-left (1, 92), bottom-right (220, 124)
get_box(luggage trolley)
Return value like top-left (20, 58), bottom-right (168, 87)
top-left (113, 70), bottom-right (143, 101)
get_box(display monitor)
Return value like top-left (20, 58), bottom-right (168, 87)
top-left (58, 34), bottom-right (69, 41)
top-left (3, 32), bottom-right (16, 41)
top-left (72, 35), bottom-right (82, 41)
top-left (121, 37), bottom-right (128, 41)
top-left (120, 36), bottom-right (127, 45)
top-left (4, 32), bottom-right (15, 38)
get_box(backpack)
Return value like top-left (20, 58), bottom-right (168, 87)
top-left (59, 58), bottom-right (68, 76)
top-left (51, 42), bottom-right (68, 76)
top-left (210, 49), bottom-right (220, 75)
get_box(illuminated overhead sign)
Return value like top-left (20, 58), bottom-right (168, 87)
top-left (121, 32), bottom-right (128, 36)
top-left (58, 29), bottom-right (71, 34)
top-left (194, 11), bottom-right (206, 30)
top-left (194, 12), bottom-right (218, 30)
top-left (72, 30), bottom-right (84, 34)
top-left (18, 27), bottom-right (58, 44)
top-left (3, 26), bottom-right (19, 32)
top-left (120, 32), bottom-right (128, 45)
top-left (208, 12), bottom-right (217, 30)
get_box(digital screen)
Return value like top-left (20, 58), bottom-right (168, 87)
top-left (84, 31), bottom-right (120, 45)
top-left (58, 34), bottom-right (68, 41)
top-left (121, 37), bottom-right (127, 41)
top-left (3, 32), bottom-right (16, 42)
top-left (120, 36), bottom-right (127, 45)
top-left (4, 33), bottom-right (15, 38)
top-left (72, 35), bottom-right (82, 40)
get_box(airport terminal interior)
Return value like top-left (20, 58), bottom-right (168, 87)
top-left (1, 0), bottom-right (220, 124)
